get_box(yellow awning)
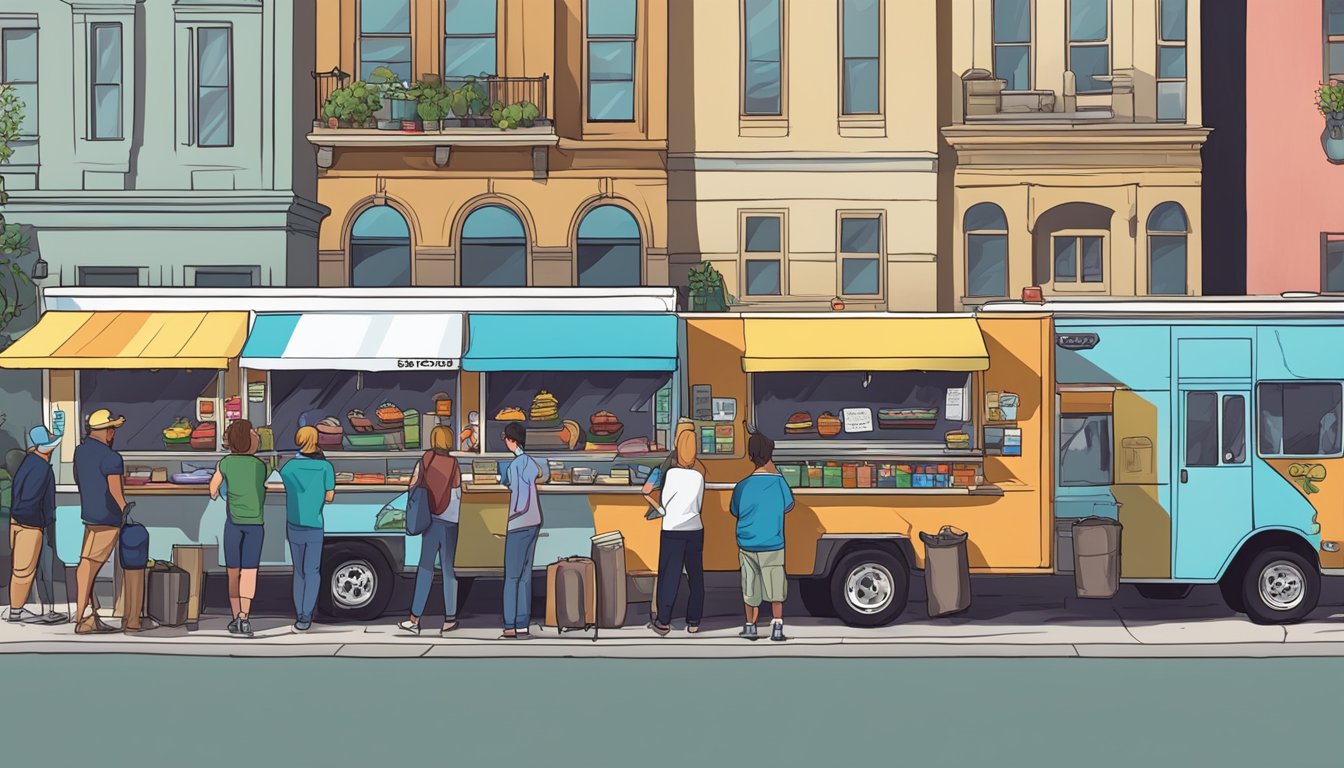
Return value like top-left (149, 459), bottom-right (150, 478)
top-left (0, 311), bottom-right (249, 369)
top-left (741, 317), bottom-right (990, 373)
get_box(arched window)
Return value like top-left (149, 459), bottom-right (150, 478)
top-left (965, 203), bottom-right (1008, 298)
top-left (460, 204), bottom-right (527, 287)
top-left (1148, 202), bottom-right (1188, 295)
top-left (576, 205), bottom-right (641, 286)
top-left (350, 205), bottom-right (412, 287)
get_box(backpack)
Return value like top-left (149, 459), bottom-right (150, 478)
top-left (119, 504), bottom-right (150, 570)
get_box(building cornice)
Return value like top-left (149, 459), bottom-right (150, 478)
top-left (942, 123), bottom-right (1211, 151)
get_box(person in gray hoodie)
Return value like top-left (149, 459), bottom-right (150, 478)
top-left (499, 422), bottom-right (548, 639)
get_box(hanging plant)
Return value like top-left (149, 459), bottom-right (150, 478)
top-left (1317, 80), bottom-right (1344, 164)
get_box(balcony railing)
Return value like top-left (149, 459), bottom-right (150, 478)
top-left (311, 69), bottom-right (550, 129)
top-left (960, 68), bottom-right (1135, 124)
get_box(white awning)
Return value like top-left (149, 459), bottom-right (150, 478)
top-left (241, 313), bottom-right (464, 372)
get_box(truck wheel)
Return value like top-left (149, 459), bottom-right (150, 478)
top-left (830, 549), bottom-right (909, 627)
top-left (1134, 584), bottom-right (1193, 600)
top-left (1240, 549), bottom-right (1319, 625)
top-left (799, 578), bottom-right (836, 618)
top-left (319, 543), bottom-right (394, 622)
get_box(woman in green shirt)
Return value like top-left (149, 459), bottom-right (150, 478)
top-left (210, 419), bottom-right (267, 638)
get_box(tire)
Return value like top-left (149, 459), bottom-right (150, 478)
top-left (319, 542), bottom-right (395, 621)
top-left (1134, 583), bottom-right (1193, 600)
top-left (1240, 548), bottom-right (1320, 625)
top-left (799, 578), bottom-right (836, 618)
top-left (829, 548), bottom-right (909, 627)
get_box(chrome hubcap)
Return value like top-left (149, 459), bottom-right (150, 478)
top-left (844, 564), bottom-right (894, 614)
top-left (332, 560), bottom-right (376, 609)
top-left (1258, 561), bottom-right (1306, 611)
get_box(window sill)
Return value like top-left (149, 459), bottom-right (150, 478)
top-left (739, 116), bottom-right (790, 138)
top-left (838, 115), bottom-right (886, 138)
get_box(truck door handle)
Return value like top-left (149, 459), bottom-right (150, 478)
top-left (1180, 469), bottom-right (1188, 484)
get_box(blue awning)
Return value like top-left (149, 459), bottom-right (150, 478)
top-left (241, 312), bottom-right (464, 371)
top-left (464, 313), bottom-right (677, 372)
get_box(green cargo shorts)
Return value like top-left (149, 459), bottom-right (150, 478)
top-left (739, 548), bottom-right (787, 607)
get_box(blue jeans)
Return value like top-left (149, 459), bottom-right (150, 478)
top-left (502, 526), bottom-right (540, 630)
top-left (287, 524), bottom-right (324, 622)
top-left (411, 517), bottom-right (459, 620)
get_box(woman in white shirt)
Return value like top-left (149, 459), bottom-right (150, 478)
top-left (645, 429), bottom-right (706, 636)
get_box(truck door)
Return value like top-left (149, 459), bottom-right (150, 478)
top-left (1175, 390), bottom-right (1253, 578)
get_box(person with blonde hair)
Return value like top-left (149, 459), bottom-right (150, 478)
top-left (646, 427), bottom-right (706, 636)
top-left (279, 425), bottom-right (334, 631)
top-left (397, 426), bottom-right (463, 636)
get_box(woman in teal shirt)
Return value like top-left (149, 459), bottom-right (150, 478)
top-left (279, 426), bottom-right (335, 631)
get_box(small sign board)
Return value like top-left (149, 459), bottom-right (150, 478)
top-left (842, 408), bottom-right (874, 433)
top-left (1056, 333), bottom-right (1100, 351)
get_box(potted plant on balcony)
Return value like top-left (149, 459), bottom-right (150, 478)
top-left (414, 79), bottom-right (452, 132)
top-left (450, 80), bottom-right (488, 128)
top-left (490, 100), bottom-right (541, 131)
top-left (370, 67), bottom-right (420, 130)
top-left (687, 262), bottom-right (728, 312)
top-left (321, 81), bottom-right (382, 129)
top-left (1319, 80), bottom-right (1344, 164)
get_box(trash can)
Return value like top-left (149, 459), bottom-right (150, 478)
top-left (590, 531), bottom-right (628, 628)
top-left (1072, 517), bottom-right (1122, 598)
top-left (919, 526), bottom-right (971, 617)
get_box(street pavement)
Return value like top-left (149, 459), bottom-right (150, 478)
top-left (5, 572), bottom-right (1344, 658)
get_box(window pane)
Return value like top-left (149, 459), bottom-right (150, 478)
top-left (198, 87), bottom-right (230, 146)
top-left (1332, 42), bottom-right (1344, 77)
top-left (743, 62), bottom-right (782, 114)
top-left (589, 81), bottom-right (634, 121)
top-left (198, 28), bottom-right (230, 87)
top-left (965, 203), bottom-right (1008, 232)
top-left (1161, 0), bottom-right (1186, 41)
top-left (1157, 81), bottom-right (1186, 121)
top-left (93, 84), bottom-right (122, 139)
top-left (842, 258), bottom-right (880, 295)
top-left (79, 268), bottom-right (139, 287)
top-left (1070, 44), bottom-right (1111, 93)
top-left (843, 0), bottom-right (880, 58)
top-left (967, 233), bottom-right (1008, 297)
top-left (484, 371), bottom-right (666, 453)
top-left (81, 370), bottom-right (220, 452)
top-left (1186, 392), bottom-right (1218, 467)
top-left (2, 29), bottom-right (37, 82)
top-left (840, 217), bottom-right (880, 254)
top-left (461, 243), bottom-right (527, 287)
top-left (993, 0), bottom-right (1031, 44)
top-left (1329, 0), bottom-right (1344, 36)
top-left (1258, 383), bottom-right (1343, 456)
top-left (1053, 237), bottom-right (1077, 282)
top-left (444, 37), bottom-right (496, 78)
top-left (1060, 415), bottom-right (1112, 486)
top-left (1148, 202), bottom-right (1187, 232)
top-left (744, 0), bottom-right (782, 115)
top-left (1149, 236), bottom-right (1187, 295)
top-left (362, 0), bottom-right (411, 34)
top-left (445, 0), bottom-right (497, 34)
top-left (351, 243), bottom-right (412, 287)
top-left (93, 25), bottom-right (122, 84)
top-left (842, 58), bottom-right (880, 114)
top-left (1158, 46), bottom-right (1185, 78)
top-left (744, 216), bottom-right (781, 252)
top-left (589, 41), bottom-right (634, 80)
top-left (588, 0), bottom-right (637, 36)
top-left (1081, 236), bottom-right (1104, 282)
top-left (194, 270), bottom-right (256, 288)
top-left (1326, 240), bottom-right (1344, 292)
top-left (578, 243), bottom-right (641, 287)
top-left (994, 45), bottom-right (1030, 90)
top-left (745, 260), bottom-right (781, 295)
top-left (1069, 0), bottom-right (1108, 42)
top-left (1223, 395), bottom-right (1245, 464)
top-left (360, 38), bottom-right (412, 82)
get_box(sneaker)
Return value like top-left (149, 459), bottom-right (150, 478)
top-left (686, 623), bottom-right (700, 634)
top-left (770, 622), bottom-right (787, 642)
top-left (440, 620), bottom-right (458, 636)
top-left (497, 631), bottom-right (518, 640)
top-left (227, 617), bottom-right (241, 635)
top-left (649, 621), bottom-right (671, 637)
top-left (237, 618), bottom-right (254, 638)
top-left (6, 607), bottom-right (41, 623)
top-left (515, 630), bottom-right (533, 640)
top-left (397, 619), bottom-right (421, 636)
top-left (738, 624), bottom-right (759, 641)
top-left (293, 620), bottom-right (312, 632)
top-left (39, 611), bottom-right (70, 625)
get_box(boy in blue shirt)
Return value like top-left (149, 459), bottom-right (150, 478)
top-left (728, 430), bottom-right (794, 641)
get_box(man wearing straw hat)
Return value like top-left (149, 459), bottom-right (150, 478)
top-left (72, 408), bottom-right (129, 634)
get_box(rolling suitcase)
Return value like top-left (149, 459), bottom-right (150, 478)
top-left (147, 563), bottom-right (190, 627)
top-left (590, 532), bottom-right (628, 628)
top-left (544, 557), bottom-right (598, 639)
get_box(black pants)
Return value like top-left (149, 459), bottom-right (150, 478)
top-left (656, 529), bottom-right (704, 626)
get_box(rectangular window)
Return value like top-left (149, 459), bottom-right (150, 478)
top-left (1068, 0), bottom-right (1111, 94)
top-left (755, 371), bottom-right (973, 445)
top-left (1223, 394), bottom-right (1246, 464)
top-left (1, 28), bottom-right (37, 137)
top-left (992, 0), bottom-right (1031, 90)
top-left (1060, 414), bottom-right (1112, 486)
top-left (193, 268), bottom-right (257, 288)
top-left (840, 0), bottom-right (879, 115)
top-left (361, 0), bottom-right (412, 82)
top-left (483, 371), bottom-right (669, 453)
top-left (1053, 234), bottom-right (1105, 284)
top-left (195, 27), bottom-right (232, 147)
top-left (444, 0), bottom-right (497, 83)
top-left (1328, 0), bottom-right (1344, 78)
top-left (1157, 0), bottom-right (1187, 121)
top-left (90, 23), bottom-right (123, 140)
top-left (967, 233), bottom-right (1008, 298)
top-left (1258, 382), bottom-right (1344, 457)
top-left (587, 0), bottom-right (637, 122)
top-left (1323, 234), bottom-right (1344, 293)
top-left (742, 0), bottom-right (783, 116)
top-left (80, 370), bottom-right (221, 452)
top-left (1185, 391), bottom-right (1219, 467)
top-left (742, 213), bottom-right (784, 296)
top-left (271, 370), bottom-right (459, 454)
top-left (78, 267), bottom-right (140, 287)
top-left (838, 214), bottom-right (881, 296)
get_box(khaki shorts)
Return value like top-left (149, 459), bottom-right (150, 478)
top-left (80, 525), bottom-right (119, 564)
top-left (739, 548), bottom-right (787, 607)
top-left (9, 522), bottom-right (44, 581)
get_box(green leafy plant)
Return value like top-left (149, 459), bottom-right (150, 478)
top-left (415, 79), bottom-right (454, 122)
top-left (489, 100), bottom-right (541, 131)
top-left (0, 85), bottom-right (32, 347)
top-left (0, 86), bottom-right (21, 166)
top-left (322, 81), bottom-right (383, 126)
top-left (687, 262), bottom-right (723, 297)
top-left (450, 80), bottom-right (488, 118)
top-left (1318, 80), bottom-right (1344, 117)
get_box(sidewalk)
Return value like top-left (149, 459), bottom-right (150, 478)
top-left (4, 575), bottom-right (1344, 659)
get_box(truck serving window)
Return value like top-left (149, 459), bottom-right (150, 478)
top-left (1258, 382), bottom-right (1343, 457)
top-left (1059, 414), bottom-right (1112, 486)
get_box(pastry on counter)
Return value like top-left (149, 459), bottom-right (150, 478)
top-left (495, 407), bottom-right (526, 421)
top-left (945, 431), bottom-right (971, 450)
top-left (529, 390), bottom-right (560, 424)
top-left (347, 409), bottom-right (375, 433)
top-left (878, 408), bottom-right (939, 430)
top-left (375, 402), bottom-right (405, 427)
top-left (562, 419), bottom-right (583, 450)
top-left (586, 410), bottom-right (624, 445)
top-left (817, 412), bottom-right (842, 438)
top-left (784, 411), bottom-right (814, 435)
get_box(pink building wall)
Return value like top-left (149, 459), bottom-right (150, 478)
top-left (1246, 2), bottom-right (1344, 295)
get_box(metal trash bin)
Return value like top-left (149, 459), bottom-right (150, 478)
top-left (590, 531), bottom-right (628, 628)
top-left (1072, 517), bottom-right (1122, 598)
top-left (919, 526), bottom-right (971, 617)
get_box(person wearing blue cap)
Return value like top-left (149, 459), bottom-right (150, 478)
top-left (7, 421), bottom-right (67, 624)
